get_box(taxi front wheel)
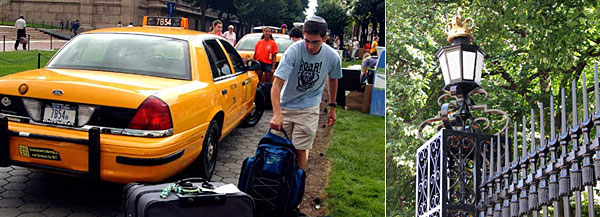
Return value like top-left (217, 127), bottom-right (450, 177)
top-left (240, 88), bottom-right (265, 128)
top-left (194, 119), bottom-right (219, 180)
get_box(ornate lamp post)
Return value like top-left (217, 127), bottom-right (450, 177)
top-left (415, 9), bottom-right (508, 217)
top-left (437, 13), bottom-right (487, 130)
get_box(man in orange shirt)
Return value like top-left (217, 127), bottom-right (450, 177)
top-left (253, 27), bottom-right (278, 82)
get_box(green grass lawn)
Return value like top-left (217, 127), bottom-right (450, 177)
top-left (0, 50), bottom-right (57, 76)
top-left (342, 59), bottom-right (362, 68)
top-left (326, 109), bottom-right (385, 216)
top-left (0, 21), bottom-right (60, 29)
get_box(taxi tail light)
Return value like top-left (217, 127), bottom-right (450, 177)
top-left (77, 105), bottom-right (97, 127)
top-left (22, 98), bottom-right (41, 121)
top-left (128, 96), bottom-right (172, 130)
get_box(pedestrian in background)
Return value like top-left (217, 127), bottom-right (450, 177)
top-left (71, 20), bottom-right (80, 37)
top-left (14, 15), bottom-right (26, 50)
top-left (223, 25), bottom-right (236, 46)
top-left (361, 53), bottom-right (377, 85)
top-left (281, 23), bottom-right (287, 34)
top-left (116, 21), bottom-right (123, 27)
top-left (333, 36), bottom-right (340, 50)
top-left (253, 27), bottom-right (278, 82)
top-left (352, 37), bottom-right (359, 60)
top-left (127, 22), bottom-right (133, 27)
top-left (370, 36), bottom-right (379, 55)
top-left (209, 20), bottom-right (223, 36)
top-left (289, 26), bottom-right (303, 42)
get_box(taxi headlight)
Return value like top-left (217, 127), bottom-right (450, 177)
top-left (22, 98), bottom-right (42, 122)
top-left (77, 105), bottom-right (97, 127)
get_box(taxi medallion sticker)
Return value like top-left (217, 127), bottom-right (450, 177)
top-left (18, 145), bottom-right (61, 161)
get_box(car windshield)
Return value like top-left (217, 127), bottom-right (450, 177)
top-left (47, 33), bottom-right (191, 80)
top-left (235, 35), bottom-right (293, 53)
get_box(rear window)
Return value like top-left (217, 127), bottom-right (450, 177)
top-left (235, 35), bottom-right (293, 53)
top-left (47, 33), bottom-right (191, 80)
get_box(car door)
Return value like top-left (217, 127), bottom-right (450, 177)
top-left (203, 39), bottom-right (241, 133)
top-left (217, 39), bottom-right (252, 117)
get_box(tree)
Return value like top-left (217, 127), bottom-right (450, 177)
top-left (350, 0), bottom-right (385, 46)
top-left (386, 0), bottom-right (600, 216)
top-left (186, 0), bottom-right (308, 31)
top-left (315, 0), bottom-right (349, 45)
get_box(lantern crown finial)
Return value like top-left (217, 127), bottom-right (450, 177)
top-left (445, 8), bottom-right (475, 43)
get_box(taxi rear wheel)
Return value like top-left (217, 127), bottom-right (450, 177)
top-left (240, 88), bottom-right (265, 128)
top-left (195, 119), bottom-right (219, 180)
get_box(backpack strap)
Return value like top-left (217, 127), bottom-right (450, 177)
top-left (260, 128), bottom-right (296, 151)
top-left (269, 128), bottom-right (291, 141)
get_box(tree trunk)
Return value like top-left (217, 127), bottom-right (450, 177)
top-left (371, 18), bottom-right (377, 41)
top-left (379, 16), bottom-right (385, 46)
top-left (360, 19), bottom-right (368, 46)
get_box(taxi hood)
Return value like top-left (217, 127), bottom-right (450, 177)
top-left (0, 68), bottom-right (191, 108)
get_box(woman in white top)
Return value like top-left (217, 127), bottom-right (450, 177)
top-left (223, 25), bottom-right (236, 46)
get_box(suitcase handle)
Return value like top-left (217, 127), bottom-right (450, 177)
top-left (177, 177), bottom-right (214, 189)
top-left (177, 192), bottom-right (227, 206)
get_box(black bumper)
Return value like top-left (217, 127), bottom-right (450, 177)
top-left (0, 117), bottom-right (102, 181)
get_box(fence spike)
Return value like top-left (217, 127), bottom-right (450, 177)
top-left (594, 63), bottom-right (599, 115)
top-left (523, 116), bottom-right (527, 158)
top-left (562, 88), bottom-right (566, 134)
top-left (540, 103), bottom-right (545, 148)
top-left (491, 137), bottom-right (495, 180)
top-left (582, 73), bottom-right (588, 118)
top-left (514, 122), bottom-right (518, 164)
top-left (531, 109), bottom-right (536, 152)
top-left (505, 127), bottom-right (510, 169)
top-left (503, 127), bottom-right (511, 217)
top-left (572, 79), bottom-right (578, 128)
top-left (498, 134), bottom-right (502, 175)
top-left (551, 95), bottom-right (555, 141)
top-left (483, 138), bottom-right (488, 185)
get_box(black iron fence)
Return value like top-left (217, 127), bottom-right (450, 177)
top-left (482, 63), bottom-right (600, 217)
top-left (0, 18), bottom-right (80, 30)
top-left (0, 51), bottom-right (53, 69)
top-left (417, 63), bottom-right (600, 217)
top-left (1, 34), bottom-right (59, 52)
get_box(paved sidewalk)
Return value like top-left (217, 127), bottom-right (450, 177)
top-left (1, 40), bottom-right (67, 52)
top-left (0, 111), bottom-right (272, 217)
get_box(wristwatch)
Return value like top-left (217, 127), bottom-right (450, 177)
top-left (328, 103), bottom-right (337, 108)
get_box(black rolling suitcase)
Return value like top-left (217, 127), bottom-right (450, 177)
top-left (260, 82), bottom-right (273, 110)
top-left (123, 178), bottom-right (254, 217)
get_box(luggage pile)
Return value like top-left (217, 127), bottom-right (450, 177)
top-left (123, 129), bottom-right (306, 217)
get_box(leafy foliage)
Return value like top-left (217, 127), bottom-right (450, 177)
top-left (183, 0), bottom-right (308, 27)
top-left (232, 0), bottom-right (307, 26)
top-left (386, 0), bottom-right (600, 216)
top-left (315, 0), bottom-right (349, 39)
top-left (350, 0), bottom-right (385, 46)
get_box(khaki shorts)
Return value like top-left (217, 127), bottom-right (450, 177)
top-left (277, 106), bottom-right (320, 150)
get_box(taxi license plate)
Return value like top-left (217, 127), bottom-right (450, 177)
top-left (43, 103), bottom-right (76, 126)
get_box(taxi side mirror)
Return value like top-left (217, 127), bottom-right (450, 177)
top-left (246, 60), bottom-right (260, 71)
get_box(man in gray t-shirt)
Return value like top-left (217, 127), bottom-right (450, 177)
top-left (270, 16), bottom-right (342, 170)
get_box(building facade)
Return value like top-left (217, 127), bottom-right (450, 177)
top-left (0, 0), bottom-right (248, 36)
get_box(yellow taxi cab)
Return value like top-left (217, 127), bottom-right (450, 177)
top-left (0, 16), bottom-right (265, 184)
top-left (235, 33), bottom-right (294, 80)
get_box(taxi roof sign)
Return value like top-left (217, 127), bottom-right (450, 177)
top-left (143, 16), bottom-right (188, 29)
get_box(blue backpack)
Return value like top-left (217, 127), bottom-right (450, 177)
top-left (238, 129), bottom-right (306, 217)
